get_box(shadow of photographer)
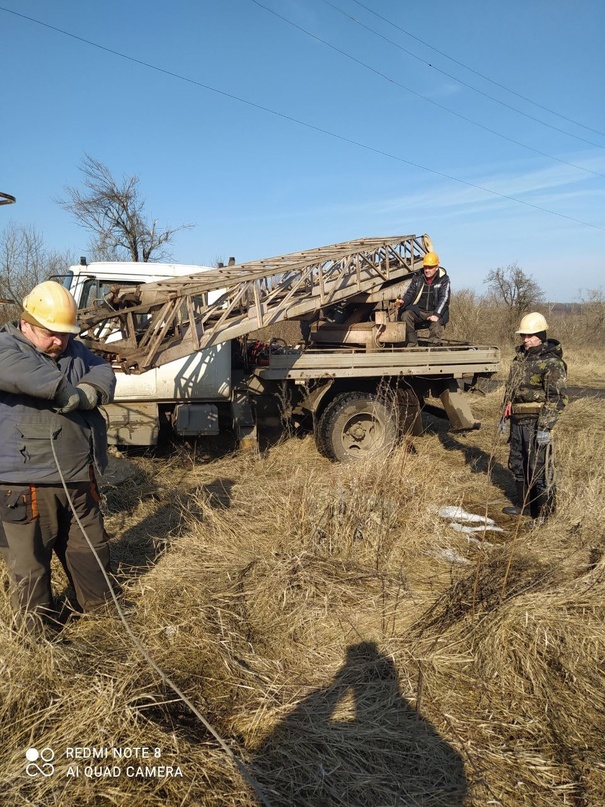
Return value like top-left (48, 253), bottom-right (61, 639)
top-left (252, 641), bottom-right (467, 806)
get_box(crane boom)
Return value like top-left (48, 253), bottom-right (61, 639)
top-left (78, 234), bottom-right (432, 372)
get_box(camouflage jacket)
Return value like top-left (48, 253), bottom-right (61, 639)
top-left (505, 338), bottom-right (568, 430)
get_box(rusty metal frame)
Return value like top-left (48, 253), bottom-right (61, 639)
top-left (78, 234), bottom-right (432, 372)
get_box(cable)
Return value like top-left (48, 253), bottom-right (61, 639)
top-left (327, 0), bottom-right (605, 142)
top-left (251, 0), bottom-right (605, 179)
top-left (1, 5), bottom-right (604, 232)
top-left (49, 424), bottom-right (272, 807)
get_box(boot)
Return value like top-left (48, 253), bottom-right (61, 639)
top-left (529, 489), bottom-right (555, 524)
top-left (502, 480), bottom-right (530, 516)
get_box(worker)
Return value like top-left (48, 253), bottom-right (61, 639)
top-left (501, 312), bottom-right (567, 523)
top-left (0, 281), bottom-right (117, 637)
top-left (396, 252), bottom-right (450, 346)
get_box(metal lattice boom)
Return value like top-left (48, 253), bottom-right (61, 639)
top-left (78, 234), bottom-right (432, 372)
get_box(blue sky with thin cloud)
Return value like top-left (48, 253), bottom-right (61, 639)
top-left (2, 0), bottom-right (604, 300)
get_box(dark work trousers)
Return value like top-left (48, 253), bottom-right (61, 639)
top-left (399, 306), bottom-right (444, 345)
top-left (508, 418), bottom-right (555, 510)
top-left (0, 478), bottom-right (114, 622)
top-left (0, 520), bottom-right (9, 568)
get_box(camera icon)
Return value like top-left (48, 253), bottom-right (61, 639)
top-left (25, 747), bottom-right (55, 777)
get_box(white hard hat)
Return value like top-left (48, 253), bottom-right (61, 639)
top-left (22, 281), bottom-right (80, 334)
top-left (516, 312), bottom-right (548, 335)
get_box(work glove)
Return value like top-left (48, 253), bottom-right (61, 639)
top-left (54, 381), bottom-right (81, 414)
top-left (76, 383), bottom-right (99, 410)
top-left (536, 429), bottom-right (551, 446)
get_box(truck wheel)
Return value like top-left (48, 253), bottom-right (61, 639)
top-left (317, 392), bottom-right (398, 462)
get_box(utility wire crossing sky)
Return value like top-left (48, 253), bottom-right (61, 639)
top-left (2, 0), bottom-right (604, 301)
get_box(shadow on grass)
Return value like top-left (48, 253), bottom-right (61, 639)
top-left (251, 641), bottom-right (467, 806)
top-left (42, 473), bottom-right (237, 632)
top-left (438, 430), bottom-right (513, 501)
top-left (110, 476), bottom-right (236, 576)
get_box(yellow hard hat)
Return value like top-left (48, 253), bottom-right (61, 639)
top-left (516, 312), bottom-right (548, 334)
top-left (423, 252), bottom-right (439, 267)
top-left (22, 281), bottom-right (80, 334)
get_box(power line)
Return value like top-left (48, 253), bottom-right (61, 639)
top-left (346, 0), bottom-right (605, 140)
top-left (319, 0), bottom-right (605, 149)
top-left (1, 5), bottom-right (603, 233)
top-left (251, 0), bottom-right (605, 179)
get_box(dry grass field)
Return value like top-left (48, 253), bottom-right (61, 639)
top-left (1, 349), bottom-right (605, 806)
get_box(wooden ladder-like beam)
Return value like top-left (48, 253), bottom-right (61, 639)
top-left (78, 234), bottom-right (432, 372)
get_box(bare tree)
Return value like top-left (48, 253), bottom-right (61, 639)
top-left (0, 223), bottom-right (73, 323)
top-left (579, 287), bottom-right (605, 337)
top-left (484, 263), bottom-right (544, 317)
top-left (59, 155), bottom-right (192, 262)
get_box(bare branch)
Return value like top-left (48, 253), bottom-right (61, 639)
top-left (484, 263), bottom-right (544, 317)
top-left (58, 155), bottom-right (193, 262)
top-left (0, 224), bottom-right (74, 323)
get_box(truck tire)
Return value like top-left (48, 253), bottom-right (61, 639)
top-left (317, 391), bottom-right (398, 462)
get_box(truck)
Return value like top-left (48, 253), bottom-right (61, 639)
top-left (65, 234), bottom-right (500, 461)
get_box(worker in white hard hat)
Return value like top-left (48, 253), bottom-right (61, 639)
top-left (396, 252), bottom-right (451, 345)
top-left (500, 311), bottom-right (567, 524)
top-left (0, 280), bottom-right (117, 638)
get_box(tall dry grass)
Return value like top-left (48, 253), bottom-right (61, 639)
top-left (493, 345), bottom-right (605, 388)
top-left (1, 370), bottom-right (605, 805)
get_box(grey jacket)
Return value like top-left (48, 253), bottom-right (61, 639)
top-left (0, 323), bottom-right (116, 484)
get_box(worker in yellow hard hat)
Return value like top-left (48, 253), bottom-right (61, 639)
top-left (500, 312), bottom-right (567, 524)
top-left (0, 281), bottom-right (117, 638)
top-left (396, 252), bottom-right (450, 345)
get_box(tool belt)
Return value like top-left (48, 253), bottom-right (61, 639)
top-left (511, 402), bottom-right (542, 415)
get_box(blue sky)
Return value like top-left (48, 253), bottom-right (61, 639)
top-left (2, 0), bottom-right (604, 301)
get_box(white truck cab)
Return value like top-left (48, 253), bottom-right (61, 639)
top-left (64, 261), bottom-right (231, 445)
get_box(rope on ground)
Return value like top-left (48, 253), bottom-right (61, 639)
top-left (50, 432), bottom-right (272, 807)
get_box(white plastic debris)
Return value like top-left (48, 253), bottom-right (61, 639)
top-left (449, 522), bottom-right (504, 534)
top-left (437, 548), bottom-right (472, 566)
top-left (436, 505), bottom-right (496, 525)
top-left (463, 535), bottom-right (495, 548)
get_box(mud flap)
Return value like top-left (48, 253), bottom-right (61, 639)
top-left (439, 389), bottom-right (480, 432)
top-left (231, 388), bottom-right (258, 450)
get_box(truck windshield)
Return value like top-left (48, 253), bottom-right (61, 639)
top-left (48, 272), bottom-right (74, 290)
top-left (80, 278), bottom-right (139, 310)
